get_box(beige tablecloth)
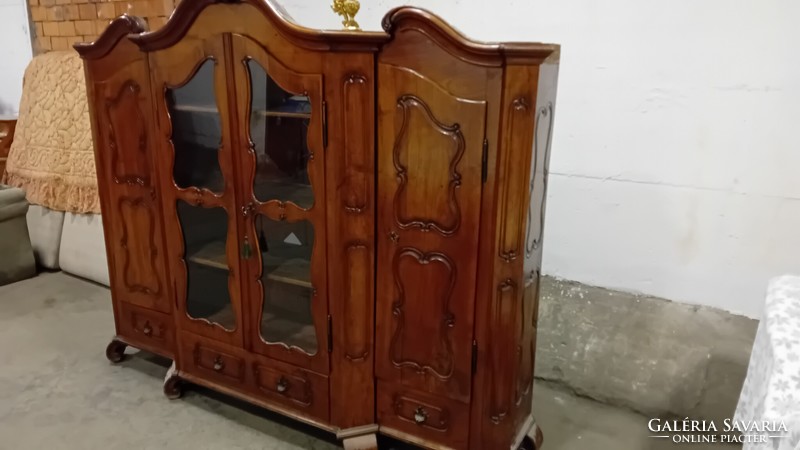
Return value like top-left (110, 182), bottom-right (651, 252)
top-left (4, 51), bottom-right (99, 214)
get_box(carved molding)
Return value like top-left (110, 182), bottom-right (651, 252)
top-left (105, 80), bottom-right (150, 187)
top-left (164, 57), bottom-right (227, 203)
top-left (131, 0), bottom-right (388, 53)
top-left (512, 97), bottom-right (530, 112)
top-left (389, 247), bottom-right (456, 380)
top-left (392, 394), bottom-right (450, 431)
top-left (344, 242), bottom-right (370, 362)
top-left (515, 270), bottom-right (538, 406)
top-left (342, 74), bottom-right (369, 214)
top-left (381, 8), bottom-right (557, 67)
top-left (489, 279), bottom-right (517, 424)
top-left (74, 15), bottom-right (147, 59)
top-left (498, 95), bottom-right (532, 263)
top-left (392, 94), bottom-right (464, 235)
top-left (118, 196), bottom-right (162, 297)
top-left (525, 102), bottom-right (555, 258)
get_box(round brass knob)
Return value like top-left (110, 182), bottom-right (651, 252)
top-left (276, 377), bottom-right (289, 393)
top-left (213, 357), bottom-right (224, 372)
top-left (142, 323), bottom-right (153, 336)
top-left (413, 407), bottom-right (427, 425)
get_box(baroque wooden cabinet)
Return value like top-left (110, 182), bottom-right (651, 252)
top-left (75, 1), bottom-right (559, 449)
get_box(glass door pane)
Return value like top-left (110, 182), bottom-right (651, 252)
top-left (256, 216), bottom-right (316, 353)
top-left (248, 60), bottom-right (313, 209)
top-left (168, 61), bottom-right (224, 194)
top-left (177, 201), bottom-right (235, 330)
top-left (166, 59), bottom-right (236, 331)
top-left (246, 59), bottom-right (317, 354)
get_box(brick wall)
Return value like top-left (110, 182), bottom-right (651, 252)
top-left (29, 0), bottom-right (177, 53)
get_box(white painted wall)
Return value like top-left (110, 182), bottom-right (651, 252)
top-left (279, 0), bottom-right (800, 318)
top-left (2, 1), bottom-right (797, 318)
top-left (0, 0), bottom-right (32, 114)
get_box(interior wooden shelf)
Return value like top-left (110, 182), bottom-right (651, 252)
top-left (172, 104), bottom-right (311, 119)
top-left (187, 241), bottom-right (312, 289)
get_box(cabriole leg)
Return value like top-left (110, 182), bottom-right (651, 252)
top-left (163, 361), bottom-right (183, 400)
top-left (105, 337), bottom-right (127, 363)
top-left (520, 422), bottom-right (544, 450)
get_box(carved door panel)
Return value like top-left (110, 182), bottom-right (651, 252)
top-left (229, 34), bottom-right (329, 375)
top-left (87, 43), bottom-right (171, 314)
top-left (376, 65), bottom-right (487, 402)
top-left (149, 35), bottom-right (245, 347)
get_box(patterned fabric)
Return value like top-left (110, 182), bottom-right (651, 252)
top-left (3, 51), bottom-right (99, 214)
top-left (735, 275), bottom-right (800, 450)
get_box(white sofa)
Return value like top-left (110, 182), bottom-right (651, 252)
top-left (27, 204), bottom-right (109, 286)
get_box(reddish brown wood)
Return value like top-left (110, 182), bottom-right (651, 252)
top-left (324, 52), bottom-right (377, 430)
top-left (251, 352), bottom-right (330, 422)
top-left (382, 7), bottom-right (558, 66)
top-left (74, 15), bottom-right (147, 60)
top-left (375, 11), bottom-right (494, 409)
top-left (0, 118), bottom-right (16, 179)
top-left (117, 302), bottom-right (176, 358)
top-left (79, 24), bottom-right (174, 366)
top-left (229, 32), bottom-right (329, 376)
top-left (468, 57), bottom-right (559, 450)
top-left (377, 380), bottom-right (470, 450)
top-left (131, 0), bottom-right (388, 53)
top-left (78, 3), bottom-right (559, 449)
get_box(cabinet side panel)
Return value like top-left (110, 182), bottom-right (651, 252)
top-left (470, 60), bottom-right (558, 449)
top-left (83, 39), bottom-right (174, 349)
top-left (516, 61), bottom-right (559, 438)
top-left (325, 52), bottom-right (377, 429)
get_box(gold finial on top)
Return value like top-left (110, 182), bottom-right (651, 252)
top-left (331, 0), bottom-right (360, 31)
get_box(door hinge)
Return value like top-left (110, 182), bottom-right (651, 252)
top-left (471, 340), bottom-right (478, 374)
top-left (481, 138), bottom-right (489, 183)
top-left (322, 100), bottom-right (328, 149)
top-left (172, 278), bottom-right (178, 309)
top-left (327, 314), bottom-right (333, 353)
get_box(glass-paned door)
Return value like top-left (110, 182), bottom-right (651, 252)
top-left (231, 35), bottom-right (328, 374)
top-left (151, 36), bottom-right (245, 347)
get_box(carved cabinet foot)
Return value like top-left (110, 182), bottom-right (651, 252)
top-left (105, 338), bottom-right (127, 363)
top-left (163, 362), bottom-right (183, 400)
top-left (342, 433), bottom-right (378, 450)
top-left (520, 422), bottom-right (544, 450)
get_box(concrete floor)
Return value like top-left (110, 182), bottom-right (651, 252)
top-left (0, 272), bottom-right (741, 450)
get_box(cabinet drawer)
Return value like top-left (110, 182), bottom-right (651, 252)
top-left (377, 380), bottom-right (470, 450)
top-left (180, 333), bottom-right (246, 385)
top-left (118, 302), bottom-right (175, 357)
top-left (252, 356), bottom-right (329, 422)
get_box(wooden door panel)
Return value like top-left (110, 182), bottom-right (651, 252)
top-left (229, 33), bottom-right (329, 375)
top-left (376, 64), bottom-right (486, 402)
top-left (86, 43), bottom-right (171, 315)
top-left (149, 35), bottom-right (245, 347)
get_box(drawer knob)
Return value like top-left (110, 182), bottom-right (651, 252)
top-left (213, 356), bottom-right (225, 372)
top-left (413, 407), bottom-right (428, 425)
top-left (276, 377), bottom-right (289, 393)
top-left (142, 322), bottom-right (153, 337)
